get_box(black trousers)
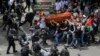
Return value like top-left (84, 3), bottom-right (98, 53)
top-left (25, 2), bottom-right (31, 11)
top-left (42, 37), bottom-right (47, 44)
top-left (7, 42), bottom-right (16, 52)
top-left (90, 31), bottom-right (95, 43)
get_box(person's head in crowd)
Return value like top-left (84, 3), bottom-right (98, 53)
top-left (34, 20), bottom-right (38, 25)
top-left (66, 9), bottom-right (71, 12)
top-left (41, 29), bottom-right (46, 32)
top-left (77, 26), bottom-right (81, 30)
top-left (93, 12), bottom-right (98, 18)
top-left (82, 23), bottom-right (85, 26)
top-left (29, 26), bottom-right (35, 33)
top-left (23, 41), bottom-right (29, 47)
top-left (9, 28), bottom-right (16, 35)
top-left (73, 12), bottom-right (78, 19)
top-left (56, 23), bottom-right (60, 27)
top-left (73, 2), bottom-right (78, 7)
top-left (79, 12), bottom-right (83, 17)
top-left (64, 44), bottom-right (69, 49)
top-left (64, 19), bottom-right (69, 24)
top-left (21, 34), bottom-right (26, 41)
top-left (76, 18), bottom-right (80, 23)
top-left (88, 14), bottom-right (94, 19)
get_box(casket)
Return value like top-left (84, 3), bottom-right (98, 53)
top-left (45, 11), bottom-right (71, 24)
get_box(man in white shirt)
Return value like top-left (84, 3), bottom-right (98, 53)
top-left (39, 16), bottom-right (46, 29)
top-left (60, 0), bottom-right (65, 9)
top-left (54, 1), bottom-right (62, 13)
top-left (8, 0), bottom-right (15, 12)
top-left (8, 0), bottom-right (14, 6)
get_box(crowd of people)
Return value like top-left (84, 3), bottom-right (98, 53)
top-left (0, 0), bottom-right (100, 56)
top-left (37, 0), bottom-right (100, 47)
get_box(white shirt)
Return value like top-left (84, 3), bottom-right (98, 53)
top-left (60, 1), bottom-right (65, 9)
top-left (39, 17), bottom-right (46, 29)
top-left (8, 0), bottom-right (14, 6)
top-left (55, 2), bottom-right (62, 10)
top-left (41, 49), bottom-right (50, 56)
top-left (64, 1), bottom-right (68, 6)
top-left (81, 25), bottom-right (85, 33)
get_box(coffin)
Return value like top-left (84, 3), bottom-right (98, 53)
top-left (45, 11), bottom-right (71, 23)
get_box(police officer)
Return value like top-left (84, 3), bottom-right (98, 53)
top-left (40, 29), bottom-right (48, 45)
top-left (15, 4), bottom-right (23, 23)
top-left (21, 42), bottom-right (32, 56)
top-left (0, 11), bottom-right (9, 30)
top-left (49, 44), bottom-right (59, 56)
top-left (60, 45), bottom-right (70, 56)
top-left (2, 12), bottom-right (13, 32)
top-left (25, 0), bottom-right (31, 11)
top-left (31, 32), bottom-right (39, 43)
top-left (32, 42), bottom-right (41, 56)
top-left (19, 34), bottom-right (27, 47)
top-left (6, 32), bottom-right (17, 54)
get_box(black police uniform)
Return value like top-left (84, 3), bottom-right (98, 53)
top-left (40, 30), bottom-right (48, 45)
top-left (25, 0), bottom-right (31, 11)
top-left (31, 33), bottom-right (39, 43)
top-left (60, 48), bottom-right (70, 56)
top-left (50, 47), bottom-right (58, 56)
top-left (7, 34), bottom-right (17, 54)
top-left (21, 46), bottom-right (32, 56)
top-left (32, 43), bottom-right (41, 53)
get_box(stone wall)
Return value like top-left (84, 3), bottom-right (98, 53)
top-left (36, 0), bottom-right (56, 2)
top-left (34, 0), bottom-right (56, 11)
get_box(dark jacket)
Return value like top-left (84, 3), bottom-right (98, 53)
top-left (75, 29), bottom-right (82, 38)
top-left (21, 46), bottom-right (32, 56)
top-left (60, 49), bottom-right (70, 56)
top-left (7, 34), bottom-right (15, 44)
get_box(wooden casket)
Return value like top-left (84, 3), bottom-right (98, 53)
top-left (45, 11), bottom-right (71, 24)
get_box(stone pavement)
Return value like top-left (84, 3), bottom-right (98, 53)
top-left (0, 39), bottom-right (100, 56)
